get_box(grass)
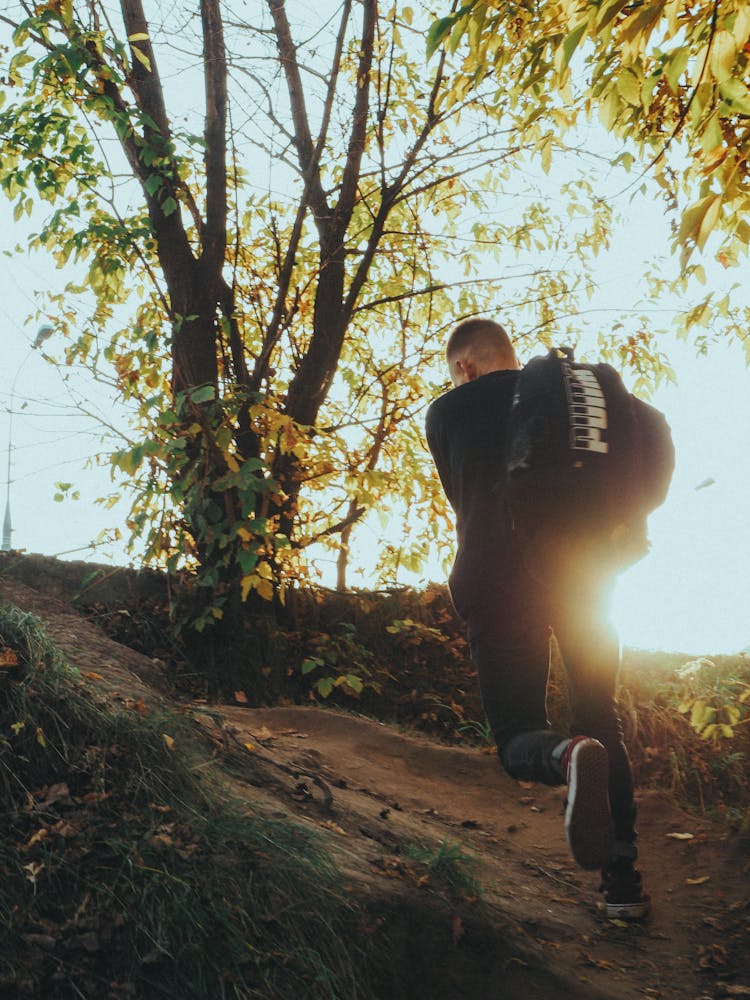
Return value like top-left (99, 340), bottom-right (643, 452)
top-left (0, 605), bottom-right (376, 999)
top-left (406, 839), bottom-right (481, 900)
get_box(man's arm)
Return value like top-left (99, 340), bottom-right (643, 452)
top-left (425, 402), bottom-right (456, 510)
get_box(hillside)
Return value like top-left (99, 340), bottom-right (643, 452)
top-left (0, 554), bottom-right (748, 999)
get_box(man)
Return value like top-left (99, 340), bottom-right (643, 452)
top-left (425, 317), bottom-right (649, 919)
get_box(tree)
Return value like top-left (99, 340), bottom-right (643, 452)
top-left (428, 0), bottom-right (750, 349)
top-left (1, 2), bottom-right (632, 664)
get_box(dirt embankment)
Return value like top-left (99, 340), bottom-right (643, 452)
top-left (1, 553), bottom-right (748, 999)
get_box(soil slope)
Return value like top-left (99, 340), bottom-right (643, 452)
top-left (1, 570), bottom-right (748, 1000)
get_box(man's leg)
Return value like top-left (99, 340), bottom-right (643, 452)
top-left (467, 596), bottom-right (615, 870)
top-left (551, 576), bottom-right (636, 848)
top-left (467, 616), bottom-right (565, 785)
top-left (552, 571), bottom-right (650, 915)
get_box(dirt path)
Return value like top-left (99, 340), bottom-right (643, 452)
top-left (209, 704), bottom-right (749, 1000)
top-left (2, 571), bottom-right (748, 999)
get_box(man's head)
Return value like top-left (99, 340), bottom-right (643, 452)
top-left (446, 318), bottom-right (520, 387)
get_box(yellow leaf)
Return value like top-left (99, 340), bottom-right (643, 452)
top-left (697, 195), bottom-right (722, 250)
top-left (131, 46), bottom-right (152, 73)
top-left (225, 453), bottom-right (240, 473)
top-left (162, 733), bottom-right (175, 750)
top-left (666, 831), bottom-right (694, 840)
top-left (685, 875), bottom-right (710, 885)
top-left (254, 577), bottom-right (274, 602)
top-left (255, 560), bottom-right (273, 580)
top-left (240, 574), bottom-right (254, 602)
top-left (733, 6), bottom-right (750, 47)
top-left (709, 30), bottom-right (737, 84)
top-left (322, 820), bottom-right (348, 836)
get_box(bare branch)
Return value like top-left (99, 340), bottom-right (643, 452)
top-left (200, 0), bottom-right (229, 276)
top-left (266, 0), bottom-right (330, 223)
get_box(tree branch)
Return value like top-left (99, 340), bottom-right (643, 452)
top-left (200, 0), bottom-right (228, 276)
top-left (332, 0), bottom-right (375, 237)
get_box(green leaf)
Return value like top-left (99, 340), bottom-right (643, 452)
top-left (426, 15), bottom-right (456, 59)
top-left (188, 385), bottom-right (215, 404)
top-left (315, 677), bottom-right (334, 698)
top-left (145, 173), bottom-right (163, 196)
top-left (559, 22), bottom-right (588, 72)
top-left (344, 674), bottom-right (364, 695)
top-left (718, 77), bottom-right (750, 116)
top-left (663, 46), bottom-right (689, 94)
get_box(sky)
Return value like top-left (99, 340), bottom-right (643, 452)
top-left (1, 9), bottom-right (749, 658)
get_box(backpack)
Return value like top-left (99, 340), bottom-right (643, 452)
top-left (504, 346), bottom-right (675, 578)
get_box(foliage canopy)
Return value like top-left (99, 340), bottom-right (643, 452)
top-left (429, 0), bottom-right (750, 281)
top-left (0, 0), bottom-right (646, 637)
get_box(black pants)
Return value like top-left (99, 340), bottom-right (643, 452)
top-left (465, 567), bottom-right (636, 846)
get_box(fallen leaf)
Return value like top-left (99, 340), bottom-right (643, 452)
top-left (666, 832), bottom-right (694, 840)
top-left (686, 875), bottom-right (710, 885)
top-left (581, 951), bottom-right (615, 970)
top-left (26, 827), bottom-right (49, 848)
top-left (321, 820), bottom-right (347, 836)
top-left (50, 819), bottom-right (77, 838)
top-left (0, 647), bottom-right (19, 667)
top-left (255, 725), bottom-right (274, 741)
top-left (84, 671), bottom-right (104, 680)
top-left (161, 733), bottom-right (175, 751)
top-left (39, 782), bottom-right (72, 808)
top-left (243, 742), bottom-right (257, 752)
top-left (23, 861), bottom-right (44, 886)
top-left (234, 690), bottom-right (249, 704)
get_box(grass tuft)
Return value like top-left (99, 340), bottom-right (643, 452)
top-left (406, 839), bottom-right (481, 900)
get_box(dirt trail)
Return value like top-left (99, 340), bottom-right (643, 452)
top-left (2, 571), bottom-right (749, 999)
top-left (213, 704), bottom-right (749, 1000)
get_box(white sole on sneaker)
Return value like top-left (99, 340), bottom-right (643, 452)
top-left (565, 739), bottom-right (614, 870)
top-left (605, 898), bottom-right (651, 920)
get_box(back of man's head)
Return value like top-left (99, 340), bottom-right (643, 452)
top-left (446, 318), bottom-right (519, 385)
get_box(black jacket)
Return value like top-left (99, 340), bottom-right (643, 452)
top-left (425, 370), bottom-right (521, 618)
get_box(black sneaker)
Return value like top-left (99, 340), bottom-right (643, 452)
top-left (562, 736), bottom-right (614, 870)
top-left (600, 859), bottom-right (651, 919)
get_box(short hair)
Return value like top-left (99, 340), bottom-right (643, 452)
top-left (446, 318), bottom-right (516, 366)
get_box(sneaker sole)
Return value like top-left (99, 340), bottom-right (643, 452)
top-left (605, 897), bottom-right (651, 920)
top-left (565, 740), bottom-right (614, 870)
